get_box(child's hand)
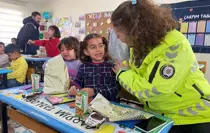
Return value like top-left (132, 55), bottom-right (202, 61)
top-left (81, 88), bottom-right (95, 97)
top-left (28, 40), bottom-right (34, 44)
top-left (113, 60), bottom-right (129, 74)
top-left (44, 32), bottom-right (50, 39)
top-left (68, 86), bottom-right (78, 96)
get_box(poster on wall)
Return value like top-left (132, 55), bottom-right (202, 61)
top-left (55, 17), bottom-right (73, 38)
top-left (85, 11), bottom-right (113, 39)
top-left (75, 15), bottom-right (86, 41)
top-left (172, 4), bottom-right (210, 46)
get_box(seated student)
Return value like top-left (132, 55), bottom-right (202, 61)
top-left (69, 33), bottom-right (120, 101)
top-left (43, 37), bottom-right (81, 94)
top-left (4, 44), bottom-right (28, 88)
top-left (11, 38), bottom-right (17, 45)
top-left (28, 25), bottom-right (60, 57)
top-left (0, 42), bottom-right (9, 68)
top-left (43, 36), bottom-right (81, 80)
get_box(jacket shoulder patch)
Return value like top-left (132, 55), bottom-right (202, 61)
top-left (160, 65), bottom-right (175, 79)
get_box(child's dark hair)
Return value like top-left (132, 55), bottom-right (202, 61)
top-left (49, 25), bottom-right (61, 38)
top-left (111, 0), bottom-right (177, 66)
top-left (80, 33), bottom-right (111, 63)
top-left (11, 38), bottom-right (17, 41)
top-left (5, 44), bottom-right (20, 54)
top-left (58, 36), bottom-right (79, 59)
top-left (31, 11), bottom-right (41, 17)
top-left (0, 42), bottom-right (5, 46)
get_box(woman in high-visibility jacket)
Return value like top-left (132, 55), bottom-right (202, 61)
top-left (112, 0), bottom-right (210, 133)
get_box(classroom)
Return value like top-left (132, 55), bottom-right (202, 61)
top-left (0, 0), bottom-right (210, 133)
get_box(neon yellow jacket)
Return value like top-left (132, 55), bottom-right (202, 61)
top-left (117, 30), bottom-right (210, 125)
top-left (7, 56), bottom-right (28, 83)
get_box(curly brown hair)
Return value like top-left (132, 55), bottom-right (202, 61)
top-left (111, 0), bottom-right (177, 66)
top-left (80, 33), bottom-right (111, 63)
top-left (57, 36), bottom-right (79, 59)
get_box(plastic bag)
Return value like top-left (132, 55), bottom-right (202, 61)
top-left (88, 94), bottom-right (154, 122)
top-left (43, 54), bottom-right (70, 94)
top-left (108, 29), bottom-right (130, 61)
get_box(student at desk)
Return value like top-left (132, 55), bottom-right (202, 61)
top-left (4, 44), bottom-right (28, 88)
top-left (43, 37), bottom-right (81, 94)
top-left (69, 34), bottom-right (120, 101)
top-left (28, 25), bottom-right (60, 57)
top-left (43, 36), bottom-right (81, 80)
top-left (112, 0), bottom-right (210, 133)
top-left (0, 42), bottom-right (9, 68)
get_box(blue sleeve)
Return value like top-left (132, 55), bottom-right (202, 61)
top-left (75, 65), bottom-right (84, 89)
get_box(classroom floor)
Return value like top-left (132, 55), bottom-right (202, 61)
top-left (0, 119), bottom-right (34, 133)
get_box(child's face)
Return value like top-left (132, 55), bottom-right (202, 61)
top-left (48, 28), bottom-right (54, 38)
top-left (84, 37), bottom-right (105, 63)
top-left (60, 45), bottom-right (76, 61)
top-left (7, 52), bottom-right (19, 61)
top-left (11, 39), bottom-right (16, 44)
top-left (0, 45), bottom-right (5, 54)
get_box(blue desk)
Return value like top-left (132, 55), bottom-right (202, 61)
top-left (0, 68), bottom-right (12, 89)
top-left (22, 55), bottom-right (51, 83)
top-left (22, 54), bottom-right (50, 62)
top-left (0, 85), bottom-right (173, 133)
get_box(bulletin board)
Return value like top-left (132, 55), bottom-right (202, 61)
top-left (55, 16), bottom-right (73, 38)
top-left (171, 1), bottom-right (210, 47)
top-left (75, 15), bottom-right (86, 41)
top-left (85, 11), bottom-right (113, 39)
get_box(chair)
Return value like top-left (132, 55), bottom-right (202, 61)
top-left (198, 61), bottom-right (207, 74)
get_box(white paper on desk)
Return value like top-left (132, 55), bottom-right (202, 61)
top-left (88, 94), bottom-right (154, 122)
top-left (43, 54), bottom-right (70, 94)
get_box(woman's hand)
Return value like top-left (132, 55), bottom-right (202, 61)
top-left (27, 40), bottom-right (34, 44)
top-left (68, 86), bottom-right (78, 96)
top-left (113, 60), bottom-right (129, 74)
top-left (81, 88), bottom-right (95, 97)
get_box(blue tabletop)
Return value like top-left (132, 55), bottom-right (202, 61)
top-left (0, 68), bottom-right (12, 75)
top-left (0, 85), bottom-right (173, 133)
top-left (22, 55), bottom-right (51, 62)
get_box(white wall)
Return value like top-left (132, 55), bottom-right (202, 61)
top-left (41, 0), bottom-right (128, 35)
top-left (42, 0), bottom-right (210, 82)
top-left (42, 0), bottom-right (193, 35)
top-left (0, 1), bottom-right (43, 17)
top-left (0, 1), bottom-right (34, 17)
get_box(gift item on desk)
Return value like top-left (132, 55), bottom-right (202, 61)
top-left (31, 74), bottom-right (40, 92)
top-left (45, 94), bottom-right (75, 105)
top-left (88, 94), bottom-right (154, 122)
top-left (75, 91), bottom-right (88, 118)
top-left (43, 55), bottom-right (70, 94)
top-left (22, 88), bottom-right (43, 99)
top-left (85, 112), bottom-right (106, 128)
top-left (37, 46), bottom-right (47, 57)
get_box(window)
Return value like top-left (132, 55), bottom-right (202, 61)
top-left (0, 8), bottom-right (23, 45)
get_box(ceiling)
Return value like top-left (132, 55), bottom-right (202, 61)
top-left (0, 0), bottom-right (54, 5)
top-left (0, 0), bottom-right (195, 6)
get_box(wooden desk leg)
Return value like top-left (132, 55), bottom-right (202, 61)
top-left (0, 102), bottom-right (8, 133)
top-left (3, 74), bottom-right (7, 89)
top-left (8, 108), bottom-right (58, 133)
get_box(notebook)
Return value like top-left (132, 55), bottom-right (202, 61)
top-left (45, 93), bottom-right (75, 105)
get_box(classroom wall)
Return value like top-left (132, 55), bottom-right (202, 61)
top-left (41, 0), bottom-right (193, 35)
top-left (41, 0), bottom-right (128, 35)
top-left (41, 0), bottom-right (210, 83)
top-left (0, 1), bottom-right (32, 17)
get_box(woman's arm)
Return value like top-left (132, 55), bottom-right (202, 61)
top-left (116, 44), bottom-right (191, 102)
